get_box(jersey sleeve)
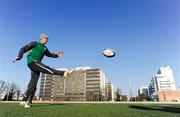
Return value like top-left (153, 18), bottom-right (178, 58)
top-left (18, 41), bottom-right (37, 59)
top-left (44, 48), bottom-right (58, 58)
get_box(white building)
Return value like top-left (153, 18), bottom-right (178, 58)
top-left (148, 66), bottom-right (176, 96)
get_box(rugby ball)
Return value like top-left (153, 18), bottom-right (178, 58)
top-left (103, 48), bottom-right (116, 58)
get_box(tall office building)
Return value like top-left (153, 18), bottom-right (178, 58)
top-left (51, 75), bottom-right (65, 100)
top-left (64, 69), bottom-right (86, 101)
top-left (148, 66), bottom-right (176, 96)
top-left (39, 67), bottom-right (108, 101)
top-left (86, 69), bottom-right (106, 101)
top-left (39, 74), bottom-right (54, 100)
top-left (39, 68), bottom-right (87, 101)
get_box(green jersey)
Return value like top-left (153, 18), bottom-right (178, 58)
top-left (18, 41), bottom-right (58, 64)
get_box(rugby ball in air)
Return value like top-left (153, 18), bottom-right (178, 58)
top-left (103, 48), bottom-right (116, 58)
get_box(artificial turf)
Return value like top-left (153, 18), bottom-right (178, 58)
top-left (0, 102), bottom-right (180, 117)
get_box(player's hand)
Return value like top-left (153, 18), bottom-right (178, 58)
top-left (57, 52), bottom-right (64, 57)
top-left (12, 57), bottom-right (21, 63)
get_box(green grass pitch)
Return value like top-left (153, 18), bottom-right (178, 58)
top-left (0, 102), bottom-right (180, 117)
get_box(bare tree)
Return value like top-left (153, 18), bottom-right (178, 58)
top-left (117, 88), bottom-right (122, 95)
top-left (116, 88), bottom-right (122, 101)
top-left (8, 82), bottom-right (20, 94)
top-left (2, 82), bottom-right (20, 101)
top-left (0, 80), bottom-right (6, 94)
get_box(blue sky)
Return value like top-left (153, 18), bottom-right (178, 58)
top-left (0, 0), bottom-right (180, 96)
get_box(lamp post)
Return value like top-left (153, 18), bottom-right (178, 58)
top-left (129, 80), bottom-right (132, 101)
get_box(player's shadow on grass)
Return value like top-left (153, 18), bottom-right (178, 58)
top-left (32, 103), bottom-right (74, 108)
top-left (129, 105), bottom-right (180, 114)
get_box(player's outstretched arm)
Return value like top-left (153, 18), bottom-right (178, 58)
top-left (45, 49), bottom-right (64, 58)
top-left (13, 41), bottom-right (37, 63)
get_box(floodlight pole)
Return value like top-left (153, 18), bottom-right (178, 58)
top-left (129, 80), bottom-right (132, 101)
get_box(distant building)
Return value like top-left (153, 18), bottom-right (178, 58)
top-left (86, 69), bottom-right (106, 101)
top-left (138, 87), bottom-right (149, 98)
top-left (39, 68), bottom-right (87, 101)
top-left (0, 94), bottom-right (5, 100)
top-left (147, 66), bottom-right (177, 101)
top-left (51, 75), bottom-right (65, 100)
top-left (64, 69), bottom-right (86, 101)
top-left (106, 83), bottom-right (114, 101)
top-left (39, 74), bottom-right (54, 100)
top-left (148, 66), bottom-right (176, 97)
top-left (39, 67), bottom-right (108, 101)
top-left (157, 90), bottom-right (180, 102)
